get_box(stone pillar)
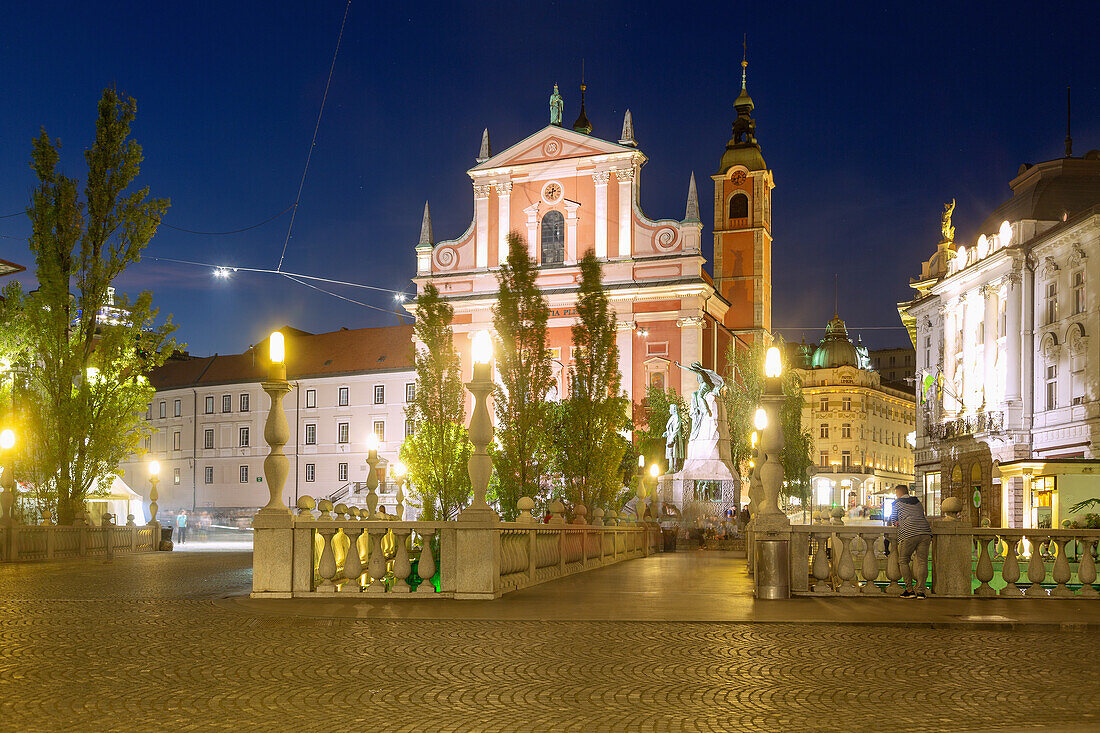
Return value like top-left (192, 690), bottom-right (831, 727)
top-left (616, 168), bottom-right (633, 256)
top-left (678, 317), bottom-right (704, 397)
top-left (474, 184), bottom-right (490, 269)
top-left (524, 202), bottom-right (539, 261)
top-left (495, 182), bottom-right (511, 266)
top-left (1005, 273), bottom-right (1022, 402)
top-left (593, 171), bottom-right (609, 258)
top-left (616, 322), bottom-right (635, 405)
top-left (931, 514), bottom-right (971, 597)
top-left (982, 285), bottom-right (997, 405)
top-left (564, 200), bottom-right (580, 264)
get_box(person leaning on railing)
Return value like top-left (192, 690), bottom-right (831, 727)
top-left (888, 484), bottom-right (933, 599)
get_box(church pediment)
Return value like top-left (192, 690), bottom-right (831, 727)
top-left (471, 125), bottom-right (635, 172)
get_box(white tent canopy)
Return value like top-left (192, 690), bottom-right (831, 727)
top-left (85, 474), bottom-right (150, 526)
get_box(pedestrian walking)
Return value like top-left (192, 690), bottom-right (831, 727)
top-left (888, 484), bottom-right (932, 598)
top-left (176, 510), bottom-right (188, 545)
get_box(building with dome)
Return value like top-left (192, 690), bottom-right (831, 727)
top-left (412, 65), bottom-right (774, 413)
top-left (897, 141), bottom-right (1100, 529)
top-left (791, 314), bottom-right (916, 515)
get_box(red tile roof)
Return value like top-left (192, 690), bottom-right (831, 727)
top-left (150, 324), bottom-right (414, 390)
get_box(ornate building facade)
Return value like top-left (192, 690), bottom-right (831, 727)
top-left (413, 73), bottom-right (773, 410)
top-left (898, 149), bottom-right (1100, 528)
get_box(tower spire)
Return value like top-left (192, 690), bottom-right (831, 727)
top-left (684, 172), bottom-right (700, 223)
top-left (572, 60), bottom-right (593, 135)
top-left (1065, 86), bottom-right (1073, 158)
top-left (619, 109), bottom-right (636, 146)
top-left (418, 201), bottom-right (433, 248)
top-left (476, 128), bottom-right (491, 163)
top-left (741, 34), bottom-right (747, 90)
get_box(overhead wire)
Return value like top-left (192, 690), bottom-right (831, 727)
top-left (148, 255), bottom-right (406, 296)
top-left (161, 202), bottom-right (295, 235)
top-left (275, 0), bottom-right (352, 273)
top-left (282, 274), bottom-right (411, 320)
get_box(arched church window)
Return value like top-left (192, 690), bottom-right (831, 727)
top-left (541, 210), bottom-right (565, 265)
top-left (728, 193), bottom-right (749, 220)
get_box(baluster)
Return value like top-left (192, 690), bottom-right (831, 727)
top-left (364, 527), bottom-right (387, 594)
top-left (316, 498), bottom-right (333, 520)
top-left (334, 503), bottom-right (348, 520)
top-left (812, 532), bottom-right (832, 593)
top-left (860, 533), bottom-right (882, 594)
top-left (416, 529), bottom-right (437, 593)
top-left (884, 535), bottom-right (903, 596)
top-left (1000, 535), bottom-right (1022, 596)
top-left (341, 527), bottom-right (363, 593)
top-left (316, 526), bottom-right (338, 592)
top-left (1025, 534), bottom-right (1048, 597)
top-left (296, 495), bottom-right (316, 517)
top-left (837, 533), bottom-right (859, 595)
top-left (1076, 539), bottom-right (1098, 598)
top-left (974, 535), bottom-right (996, 596)
top-left (1050, 537), bottom-right (1073, 597)
top-left (391, 528), bottom-right (412, 592)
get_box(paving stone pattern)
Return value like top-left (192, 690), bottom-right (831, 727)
top-left (0, 551), bottom-right (1098, 732)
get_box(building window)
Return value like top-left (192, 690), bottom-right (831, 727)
top-left (159, 401), bottom-right (166, 419)
top-left (819, 424), bottom-right (829, 439)
top-left (406, 383), bottom-right (415, 403)
top-left (239, 465), bottom-right (249, 483)
top-left (239, 427), bottom-right (250, 447)
top-left (204, 466), bottom-right (213, 484)
top-left (819, 396), bottom-right (828, 412)
top-left (173, 399), bottom-right (181, 417)
top-left (222, 394), bottom-right (232, 413)
top-left (728, 192), bottom-right (748, 220)
top-left (373, 385), bottom-right (384, 404)
top-left (841, 451), bottom-right (851, 468)
top-left (205, 396), bottom-right (214, 414)
top-left (1073, 271), bottom-right (1085, 315)
top-left (172, 431), bottom-right (181, 451)
top-left (842, 397), bottom-right (851, 411)
top-left (146, 403), bottom-right (152, 420)
top-left (305, 424), bottom-right (316, 445)
top-left (173, 468), bottom-right (180, 485)
top-left (1046, 282), bottom-right (1058, 325)
top-left (405, 418), bottom-right (415, 438)
top-left (1032, 476), bottom-right (1055, 528)
top-left (305, 389), bottom-right (316, 409)
top-left (305, 464), bottom-right (315, 482)
top-left (338, 462), bottom-right (348, 482)
top-left (373, 420), bottom-right (385, 442)
top-left (1046, 364), bottom-right (1057, 411)
top-left (841, 423), bottom-right (851, 439)
top-left (339, 386), bottom-right (350, 406)
top-left (819, 451), bottom-right (829, 467)
top-left (204, 429), bottom-right (214, 450)
top-left (240, 393), bottom-right (250, 412)
top-left (540, 210), bottom-right (565, 265)
top-left (338, 422), bottom-right (349, 444)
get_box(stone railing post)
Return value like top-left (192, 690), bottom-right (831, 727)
top-left (251, 345), bottom-right (294, 598)
top-left (931, 503), bottom-right (972, 597)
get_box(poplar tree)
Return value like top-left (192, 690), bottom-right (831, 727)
top-left (5, 88), bottom-right (177, 524)
top-left (400, 283), bottom-right (471, 519)
top-left (553, 252), bottom-right (629, 510)
top-left (491, 233), bottom-right (553, 519)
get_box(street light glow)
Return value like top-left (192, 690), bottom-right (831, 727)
top-left (0, 429), bottom-right (14, 451)
top-left (764, 346), bottom-right (782, 378)
top-left (750, 431), bottom-right (758, 448)
top-left (148, 460), bottom-right (160, 477)
top-left (753, 408), bottom-right (768, 431)
top-left (366, 432), bottom-right (380, 452)
top-left (269, 331), bottom-right (285, 364)
top-left (648, 463), bottom-right (659, 478)
top-left (393, 460), bottom-right (406, 477)
top-left (637, 454), bottom-right (645, 468)
top-left (472, 330), bottom-right (492, 365)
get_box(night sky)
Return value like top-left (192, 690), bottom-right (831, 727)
top-left (2, 1), bottom-right (1097, 355)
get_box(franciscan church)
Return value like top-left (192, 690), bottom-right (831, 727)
top-left (412, 61), bottom-right (774, 414)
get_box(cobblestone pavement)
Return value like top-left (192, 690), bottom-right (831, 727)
top-left (1, 551), bottom-right (1098, 732)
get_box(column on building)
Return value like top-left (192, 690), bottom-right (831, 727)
top-left (1005, 272), bottom-right (1022, 402)
top-left (524, 202), bottom-right (539, 260)
top-left (474, 184), bottom-right (490, 268)
top-left (982, 284), bottom-right (997, 407)
top-left (564, 200), bottom-right (579, 264)
top-left (616, 168), bottom-right (633, 256)
top-left (616, 321), bottom-right (635, 405)
top-left (496, 182), bottom-right (511, 266)
top-left (593, 171), bottom-right (609, 258)
top-left (678, 316), bottom-right (704, 398)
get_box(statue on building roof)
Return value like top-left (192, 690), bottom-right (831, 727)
top-left (941, 198), bottom-right (956, 244)
top-left (549, 84), bottom-right (564, 126)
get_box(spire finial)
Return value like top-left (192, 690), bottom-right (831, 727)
top-left (1065, 86), bottom-right (1073, 158)
top-left (684, 172), bottom-right (700, 223)
top-left (476, 128), bottom-right (491, 163)
top-left (418, 201), bottom-right (433, 248)
top-left (741, 34), bottom-right (748, 90)
top-left (572, 65), bottom-right (592, 135)
top-left (619, 109), bottom-right (636, 146)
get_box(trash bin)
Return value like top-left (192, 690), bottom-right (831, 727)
top-left (662, 528), bottom-right (677, 552)
top-left (755, 539), bottom-right (790, 599)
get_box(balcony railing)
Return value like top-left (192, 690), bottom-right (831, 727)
top-left (929, 410), bottom-right (1004, 440)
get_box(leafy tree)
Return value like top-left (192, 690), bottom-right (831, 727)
top-left (552, 252), bottom-right (629, 511)
top-left (724, 339), bottom-right (810, 505)
top-left (3, 89), bottom-right (177, 524)
top-left (400, 282), bottom-right (471, 520)
top-left (491, 233), bottom-right (553, 519)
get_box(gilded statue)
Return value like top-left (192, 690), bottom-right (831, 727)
top-left (941, 198), bottom-right (956, 244)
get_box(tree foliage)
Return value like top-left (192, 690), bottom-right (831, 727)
top-left (551, 252), bottom-right (629, 511)
top-left (491, 233), bottom-right (553, 519)
top-left (400, 282), bottom-right (471, 520)
top-left (1, 89), bottom-right (177, 524)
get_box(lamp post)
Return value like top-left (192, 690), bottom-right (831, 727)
top-left (393, 460), bottom-right (407, 521)
top-left (260, 331), bottom-right (291, 514)
top-left (365, 432), bottom-right (380, 517)
top-left (459, 330), bottom-right (498, 522)
top-left (753, 345), bottom-right (791, 599)
top-left (1, 429), bottom-right (16, 523)
top-left (147, 460), bottom-right (160, 526)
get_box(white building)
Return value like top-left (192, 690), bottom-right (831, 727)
top-left (898, 149), bottom-right (1100, 528)
top-left (118, 325), bottom-right (416, 519)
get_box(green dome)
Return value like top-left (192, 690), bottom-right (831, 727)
top-left (811, 315), bottom-right (859, 369)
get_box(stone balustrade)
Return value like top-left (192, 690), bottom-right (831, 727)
top-left (789, 520), bottom-right (1100, 598)
top-left (0, 514), bottom-right (157, 562)
top-left (254, 496), bottom-right (661, 599)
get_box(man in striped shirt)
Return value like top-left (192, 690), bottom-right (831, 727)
top-left (889, 484), bottom-right (933, 598)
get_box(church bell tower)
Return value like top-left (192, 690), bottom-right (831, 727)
top-left (712, 53), bottom-right (774, 340)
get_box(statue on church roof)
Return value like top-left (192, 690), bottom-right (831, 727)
top-left (941, 198), bottom-right (956, 244)
top-left (549, 84), bottom-right (564, 126)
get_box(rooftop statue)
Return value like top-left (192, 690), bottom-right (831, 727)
top-left (549, 84), bottom-right (564, 126)
top-left (941, 198), bottom-right (956, 244)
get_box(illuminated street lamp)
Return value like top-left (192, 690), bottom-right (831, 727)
top-left (260, 331), bottom-right (291, 514)
top-left (0, 429), bottom-right (16, 522)
top-left (757, 346), bottom-right (787, 521)
top-left (147, 460), bottom-right (160, 525)
top-left (459, 330), bottom-right (498, 521)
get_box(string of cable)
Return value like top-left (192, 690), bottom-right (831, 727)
top-left (275, 0), bottom-right (352, 273)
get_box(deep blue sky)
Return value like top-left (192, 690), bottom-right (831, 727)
top-left (2, 1), bottom-right (1097, 354)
